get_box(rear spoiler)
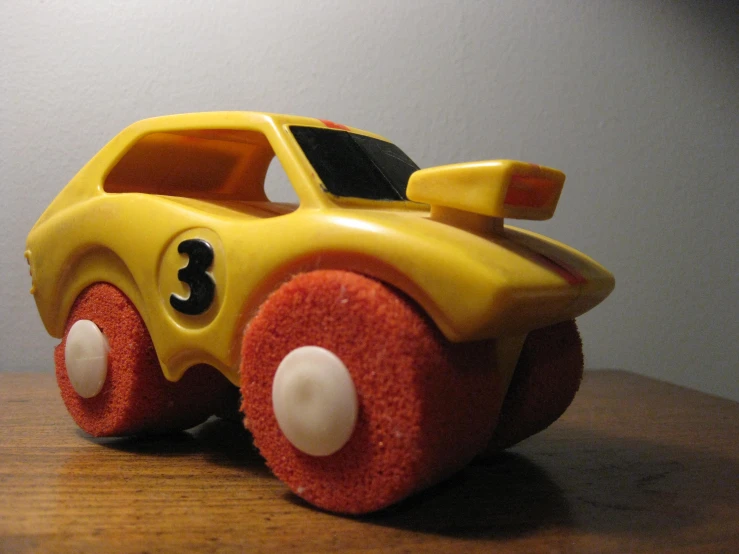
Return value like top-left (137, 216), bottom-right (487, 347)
top-left (407, 160), bottom-right (565, 221)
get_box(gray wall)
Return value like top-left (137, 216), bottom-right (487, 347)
top-left (2, 1), bottom-right (737, 400)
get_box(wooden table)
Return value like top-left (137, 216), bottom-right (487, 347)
top-left (1, 371), bottom-right (737, 553)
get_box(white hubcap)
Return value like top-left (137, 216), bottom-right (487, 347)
top-left (65, 319), bottom-right (110, 398)
top-left (272, 346), bottom-right (358, 457)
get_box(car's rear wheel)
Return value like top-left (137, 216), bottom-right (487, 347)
top-left (481, 319), bottom-right (584, 453)
top-left (55, 283), bottom-right (236, 437)
top-left (240, 270), bottom-right (503, 514)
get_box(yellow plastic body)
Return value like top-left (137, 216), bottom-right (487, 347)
top-left (26, 111), bottom-right (614, 386)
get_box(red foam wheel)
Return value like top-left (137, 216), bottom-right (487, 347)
top-left (240, 270), bottom-right (504, 514)
top-left (55, 283), bottom-right (236, 437)
top-left (481, 319), bottom-right (583, 453)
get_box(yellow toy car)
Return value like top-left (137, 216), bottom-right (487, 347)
top-left (26, 112), bottom-right (614, 514)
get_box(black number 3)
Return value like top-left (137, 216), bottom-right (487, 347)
top-left (170, 239), bottom-right (216, 315)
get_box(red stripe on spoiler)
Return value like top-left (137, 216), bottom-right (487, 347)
top-left (505, 174), bottom-right (558, 208)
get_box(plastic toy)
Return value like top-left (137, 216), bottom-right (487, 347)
top-left (25, 112), bottom-right (614, 514)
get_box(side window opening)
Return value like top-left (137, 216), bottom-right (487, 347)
top-left (103, 129), bottom-right (296, 211)
top-left (263, 156), bottom-right (299, 206)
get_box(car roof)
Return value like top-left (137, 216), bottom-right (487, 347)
top-left (120, 111), bottom-right (389, 143)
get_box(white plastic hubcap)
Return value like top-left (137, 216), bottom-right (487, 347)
top-left (272, 346), bottom-right (358, 457)
top-left (65, 319), bottom-right (110, 399)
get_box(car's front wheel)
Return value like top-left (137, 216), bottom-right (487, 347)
top-left (55, 283), bottom-right (235, 437)
top-left (480, 319), bottom-right (584, 454)
top-left (240, 270), bottom-right (503, 514)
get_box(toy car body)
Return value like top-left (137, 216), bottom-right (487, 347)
top-left (27, 112), bottom-right (612, 382)
top-left (26, 112), bottom-right (614, 513)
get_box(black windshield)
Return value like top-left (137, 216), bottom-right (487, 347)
top-left (291, 126), bottom-right (419, 201)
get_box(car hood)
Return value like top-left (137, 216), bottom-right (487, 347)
top-left (314, 205), bottom-right (614, 339)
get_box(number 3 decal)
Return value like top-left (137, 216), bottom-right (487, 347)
top-left (170, 239), bottom-right (216, 315)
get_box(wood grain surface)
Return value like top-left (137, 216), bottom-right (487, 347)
top-left (1, 370), bottom-right (737, 553)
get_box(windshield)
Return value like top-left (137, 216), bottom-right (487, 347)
top-left (290, 126), bottom-right (419, 201)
